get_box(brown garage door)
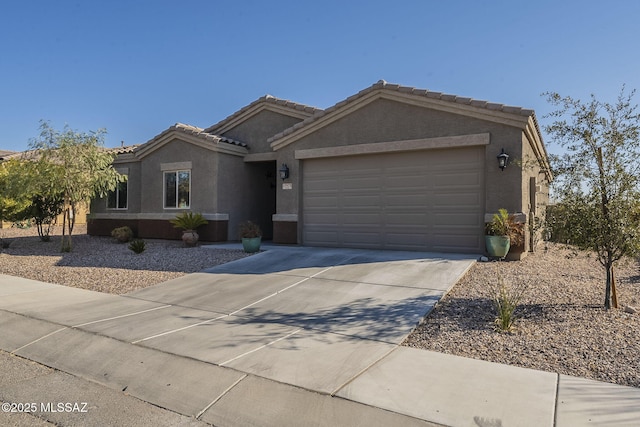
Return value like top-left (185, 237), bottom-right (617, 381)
top-left (302, 147), bottom-right (485, 252)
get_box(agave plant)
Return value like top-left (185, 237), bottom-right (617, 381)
top-left (169, 212), bottom-right (208, 230)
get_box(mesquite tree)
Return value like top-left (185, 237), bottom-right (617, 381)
top-left (544, 87), bottom-right (640, 309)
top-left (29, 121), bottom-right (123, 252)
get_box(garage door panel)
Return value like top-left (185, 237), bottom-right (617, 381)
top-left (434, 172), bottom-right (481, 187)
top-left (385, 191), bottom-right (429, 202)
top-left (434, 218), bottom-right (480, 228)
top-left (432, 192), bottom-right (482, 207)
top-left (302, 147), bottom-right (485, 253)
top-left (385, 212), bottom-right (429, 225)
top-left (431, 233), bottom-right (482, 252)
top-left (341, 213), bottom-right (382, 225)
top-left (304, 194), bottom-right (339, 206)
top-left (305, 178), bottom-right (340, 191)
top-left (342, 195), bottom-right (381, 207)
top-left (304, 230), bottom-right (339, 246)
top-left (342, 231), bottom-right (384, 246)
top-left (342, 176), bottom-right (382, 189)
top-left (304, 217), bottom-right (339, 226)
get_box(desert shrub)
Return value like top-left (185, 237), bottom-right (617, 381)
top-left (545, 202), bottom-right (593, 246)
top-left (491, 274), bottom-right (528, 333)
top-left (239, 220), bottom-right (262, 238)
top-left (111, 226), bottom-right (133, 243)
top-left (128, 239), bottom-right (146, 254)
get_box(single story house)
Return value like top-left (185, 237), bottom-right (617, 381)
top-left (88, 80), bottom-right (552, 257)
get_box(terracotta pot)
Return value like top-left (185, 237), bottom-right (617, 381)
top-left (182, 230), bottom-right (199, 247)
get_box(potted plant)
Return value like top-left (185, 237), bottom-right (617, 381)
top-left (170, 212), bottom-right (208, 247)
top-left (239, 220), bottom-right (262, 253)
top-left (485, 208), bottom-right (523, 259)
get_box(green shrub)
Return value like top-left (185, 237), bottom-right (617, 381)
top-left (128, 239), bottom-right (146, 254)
top-left (169, 212), bottom-right (208, 230)
top-left (111, 226), bottom-right (133, 243)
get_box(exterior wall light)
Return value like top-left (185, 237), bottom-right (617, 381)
top-left (279, 163), bottom-right (290, 180)
top-left (497, 148), bottom-right (509, 171)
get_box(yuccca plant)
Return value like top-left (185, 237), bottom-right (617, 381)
top-left (544, 86), bottom-right (640, 309)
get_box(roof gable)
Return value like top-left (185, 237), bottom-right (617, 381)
top-left (204, 95), bottom-right (321, 135)
top-left (269, 80), bottom-right (538, 150)
top-left (133, 123), bottom-right (248, 160)
top-left (267, 80), bottom-right (552, 181)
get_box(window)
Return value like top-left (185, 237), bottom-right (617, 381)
top-left (107, 178), bottom-right (128, 209)
top-left (164, 170), bottom-right (190, 208)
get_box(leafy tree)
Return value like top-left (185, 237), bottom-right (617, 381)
top-left (0, 158), bottom-right (36, 223)
top-left (29, 121), bottom-right (124, 252)
top-left (544, 86), bottom-right (640, 309)
top-left (29, 193), bottom-right (64, 241)
top-left (1, 154), bottom-right (67, 240)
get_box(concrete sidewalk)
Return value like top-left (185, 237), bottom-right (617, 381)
top-left (1, 246), bottom-right (639, 426)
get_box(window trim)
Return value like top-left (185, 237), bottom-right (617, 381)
top-left (163, 169), bottom-right (191, 209)
top-left (106, 176), bottom-right (128, 210)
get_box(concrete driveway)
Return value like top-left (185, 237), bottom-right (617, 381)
top-left (0, 246), bottom-right (478, 425)
top-left (3, 245), bottom-right (639, 426)
top-left (124, 246), bottom-right (476, 393)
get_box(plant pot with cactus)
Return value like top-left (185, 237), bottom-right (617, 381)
top-left (239, 221), bottom-right (262, 253)
top-left (169, 212), bottom-right (208, 247)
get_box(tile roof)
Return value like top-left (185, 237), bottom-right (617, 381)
top-left (268, 80), bottom-right (539, 143)
top-left (169, 123), bottom-right (248, 147)
top-left (0, 150), bottom-right (17, 160)
top-left (204, 95), bottom-right (322, 134)
top-left (108, 144), bottom-right (140, 154)
top-left (129, 123), bottom-right (249, 160)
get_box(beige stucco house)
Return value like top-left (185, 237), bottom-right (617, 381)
top-left (89, 81), bottom-right (552, 257)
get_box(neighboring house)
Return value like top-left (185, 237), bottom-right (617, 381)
top-left (0, 150), bottom-right (16, 160)
top-left (89, 80), bottom-right (552, 257)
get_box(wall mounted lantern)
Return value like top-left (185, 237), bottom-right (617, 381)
top-left (497, 148), bottom-right (509, 171)
top-left (279, 163), bottom-right (290, 180)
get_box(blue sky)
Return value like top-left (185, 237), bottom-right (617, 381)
top-left (1, 1), bottom-right (639, 154)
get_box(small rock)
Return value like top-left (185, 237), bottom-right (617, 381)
top-left (479, 256), bottom-right (489, 262)
top-left (624, 305), bottom-right (637, 314)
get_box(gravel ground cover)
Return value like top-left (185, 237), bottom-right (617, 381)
top-left (403, 242), bottom-right (640, 388)
top-left (0, 225), bottom-right (252, 294)
top-left (2, 225), bottom-right (638, 388)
